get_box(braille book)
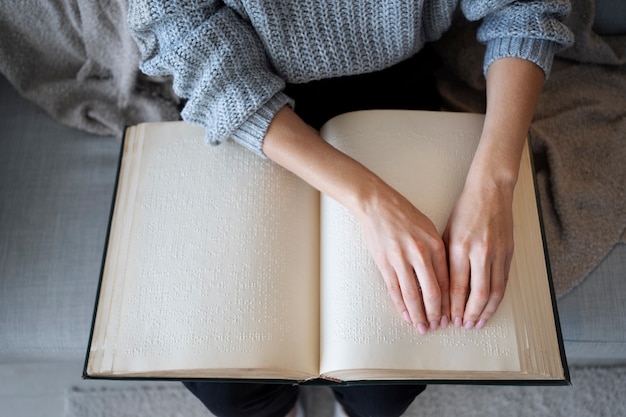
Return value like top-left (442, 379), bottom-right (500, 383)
top-left (84, 110), bottom-right (568, 384)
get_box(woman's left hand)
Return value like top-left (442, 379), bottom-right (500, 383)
top-left (444, 56), bottom-right (546, 330)
top-left (443, 174), bottom-right (515, 330)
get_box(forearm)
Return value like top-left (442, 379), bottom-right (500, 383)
top-left (446, 57), bottom-right (545, 328)
top-left (467, 57), bottom-right (544, 191)
top-left (262, 106), bottom-right (384, 218)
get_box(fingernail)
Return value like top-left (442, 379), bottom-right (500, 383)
top-left (476, 319), bottom-right (486, 329)
top-left (464, 320), bottom-right (475, 330)
top-left (429, 320), bottom-right (439, 331)
top-left (417, 323), bottom-right (428, 335)
top-left (454, 317), bottom-right (463, 328)
top-left (440, 315), bottom-right (449, 328)
top-left (402, 311), bottom-right (412, 324)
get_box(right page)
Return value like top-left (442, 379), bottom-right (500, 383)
top-left (318, 110), bottom-right (562, 382)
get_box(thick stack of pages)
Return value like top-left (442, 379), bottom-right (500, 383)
top-left (85, 110), bottom-right (568, 384)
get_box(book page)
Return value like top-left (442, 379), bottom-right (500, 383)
top-left (90, 122), bottom-right (320, 377)
top-left (319, 111), bottom-right (520, 377)
top-left (506, 143), bottom-right (565, 381)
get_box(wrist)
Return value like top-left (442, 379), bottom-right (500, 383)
top-left (468, 158), bottom-right (518, 190)
top-left (467, 130), bottom-right (526, 194)
top-left (263, 107), bottom-right (392, 217)
top-left (348, 174), bottom-right (397, 222)
top-left (464, 147), bottom-right (519, 201)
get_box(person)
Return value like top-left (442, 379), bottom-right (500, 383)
top-left (128, 1), bottom-right (573, 416)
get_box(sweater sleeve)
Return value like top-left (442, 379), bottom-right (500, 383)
top-left (128, 0), bottom-right (292, 157)
top-left (460, 0), bottom-right (574, 78)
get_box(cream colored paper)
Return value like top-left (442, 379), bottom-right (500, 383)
top-left (319, 111), bottom-right (520, 377)
top-left (90, 122), bottom-right (320, 377)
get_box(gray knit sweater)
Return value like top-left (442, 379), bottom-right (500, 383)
top-left (128, 0), bottom-right (573, 156)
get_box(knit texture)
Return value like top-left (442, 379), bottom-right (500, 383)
top-left (128, 0), bottom-right (573, 156)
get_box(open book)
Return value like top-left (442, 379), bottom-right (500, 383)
top-left (85, 110), bottom-right (568, 384)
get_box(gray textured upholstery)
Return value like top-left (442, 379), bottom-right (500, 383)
top-left (1, 74), bottom-right (624, 366)
top-left (0, 76), bottom-right (119, 360)
top-left (558, 243), bottom-right (626, 365)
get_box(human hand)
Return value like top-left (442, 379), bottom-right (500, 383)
top-left (262, 107), bottom-right (450, 334)
top-left (443, 178), bottom-right (515, 330)
top-left (355, 182), bottom-right (450, 334)
top-left (439, 56), bottom-right (543, 330)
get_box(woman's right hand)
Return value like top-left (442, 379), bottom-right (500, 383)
top-left (263, 106), bottom-right (449, 333)
top-left (354, 179), bottom-right (450, 334)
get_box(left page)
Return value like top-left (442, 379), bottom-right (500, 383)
top-left (87, 122), bottom-right (320, 379)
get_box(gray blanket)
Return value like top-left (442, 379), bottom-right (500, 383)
top-left (0, 0), bottom-right (180, 137)
top-left (1, 0), bottom-right (623, 297)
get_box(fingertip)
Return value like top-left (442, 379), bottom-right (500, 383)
top-left (450, 304), bottom-right (465, 327)
top-left (440, 296), bottom-right (451, 323)
top-left (417, 322), bottom-right (428, 335)
top-left (476, 319), bottom-right (487, 330)
top-left (440, 315), bottom-right (449, 329)
top-left (402, 311), bottom-right (412, 325)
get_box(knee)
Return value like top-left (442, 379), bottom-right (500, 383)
top-left (183, 381), bottom-right (298, 417)
top-left (333, 384), bottom-right (426, 417)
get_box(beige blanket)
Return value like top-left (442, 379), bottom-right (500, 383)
top-left (435, 0), bottom-right (626, 297)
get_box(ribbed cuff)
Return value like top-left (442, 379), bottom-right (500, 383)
top-left (483, 37), bottom-right (557, 79)
top-left (225, 92), bottom-right (294, 158)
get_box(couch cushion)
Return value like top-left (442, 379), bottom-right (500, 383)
top-left (0, 76), bottom-right (119, 361)
top-left (558, 243), bottom-right (626, 365)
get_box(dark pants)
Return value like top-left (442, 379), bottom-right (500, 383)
top-left (183, 381), bottom-right (427, 417)
top-left (183, 46), bottom-right (440, 417)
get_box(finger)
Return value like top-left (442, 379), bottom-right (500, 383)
top-left (427, 247), bottom-right (450, 330)
top-left (379, 263), bottom-right (412, 325)
top-left (462, 254), bottom-right (491, 329)
top-left (411, 260), bottom-right (442, 332)
top-left (447, 243), bottom-right (470, 329)
top-left (409, 235), bottom-right (446, 330)
top-left (396, 262), bottom-right (429, 334)
top-left (431, 248), bottom-right (450, 328)
top-left (476, 251), bottom-right (513, 329)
